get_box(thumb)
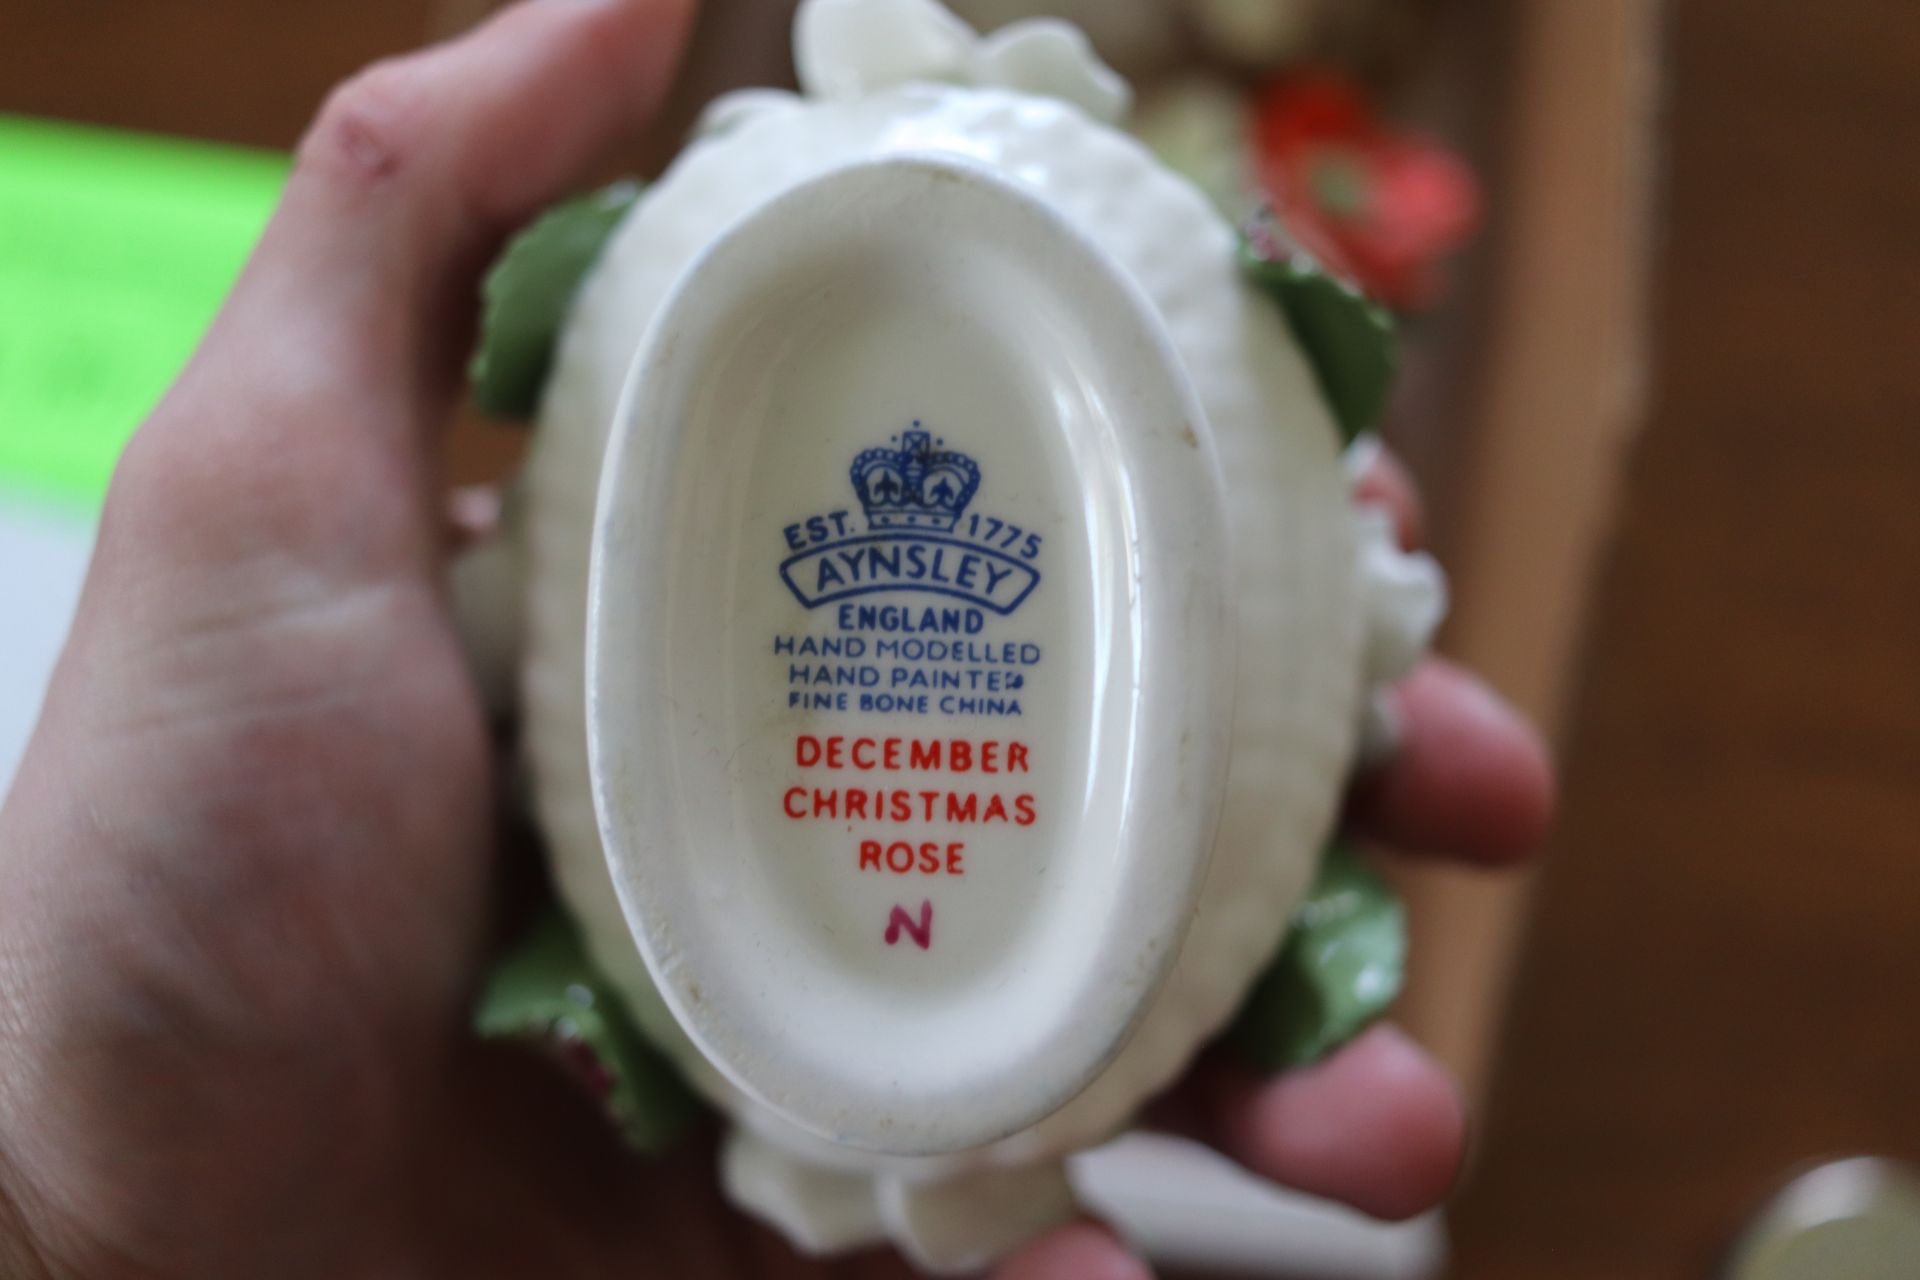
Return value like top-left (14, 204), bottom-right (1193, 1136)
top-left (107, 0), bottom-right (693, 597)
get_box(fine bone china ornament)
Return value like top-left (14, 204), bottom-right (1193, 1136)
top-left (590, 155), bottom-right (1236, 1158)
top-left (458, 0), bottom-right (1446, 1270)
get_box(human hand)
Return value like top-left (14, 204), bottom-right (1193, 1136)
top-left (0, 2), bottom-right (1552, 1276)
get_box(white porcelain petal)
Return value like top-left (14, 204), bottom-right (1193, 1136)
top-left (695, 87), bottom-right (803, 139)
top-left (1343, 430), bottom-right (1384, 487)
top-left (1354, 506), bottom-right (1447, 688)
top-left (877, 1161), bottom-right (1078, 1274)
top-left (967, 20), bottom-right (1131, 123)
top-left (1356, 686), bottom-right (1403, 767)
top-left (722, 1129), bottom-right (886, 1253)
top-left (794, 0), bottom-right (976, 100)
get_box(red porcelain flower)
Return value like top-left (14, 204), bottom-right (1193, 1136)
top-left (1251, 72), bottom-right (1481, 311)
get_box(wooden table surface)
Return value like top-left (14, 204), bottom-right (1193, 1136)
top-left (6, 1), bottom-right (1920, 1277)
top-left (1446, 0), bottom-right (1920, 1276)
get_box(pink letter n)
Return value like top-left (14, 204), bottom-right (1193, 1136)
top-left (885, 900), bottom-right (933, 950)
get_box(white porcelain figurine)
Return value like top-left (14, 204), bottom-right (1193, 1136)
top-left (456, 0), bottom-right (1445, 1271)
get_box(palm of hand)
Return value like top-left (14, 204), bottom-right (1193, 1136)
top-left (0, 420), bottom-right (928, 1280)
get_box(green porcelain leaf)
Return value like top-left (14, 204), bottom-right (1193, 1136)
top-left (468, 181), bottom-right (642, 420)
top-left (476, 907), bottom-right (697, 1154)
top-left (1229, 844), bottom-right (1407, 1073)
top-left (1238, 218), bottom-right (1398, 444)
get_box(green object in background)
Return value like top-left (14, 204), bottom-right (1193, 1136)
top-left (0, 116), bottom-right (288, 508)
top-left (1229, 843), bottom-right (1408, 1072)
top-left (476, 907), bottom-right (699, 1154)
top-left (1239, 217), bottom-right (1398, 444)
top-left (469, 180), bottom-right (642, 420)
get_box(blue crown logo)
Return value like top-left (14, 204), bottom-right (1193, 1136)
top-left (849, 425), bottom-right (981, 533)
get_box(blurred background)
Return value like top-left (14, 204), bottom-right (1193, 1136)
top-left (2, 0), bottom-right (1917, 1277)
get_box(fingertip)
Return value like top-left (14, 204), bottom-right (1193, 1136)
top-left (284, 0), bottom-right (695, 292)
top-left (993, 1221), bottom-right (1153, 1280)
top-left (454, 0), bottom-right (697, 224)
top-left (1208, 1026), bottom-right (1466, 1222)
top-left (1352, 659), bottom-right (1556, 864)
top-left (192, 0), bottom-right (697, 530)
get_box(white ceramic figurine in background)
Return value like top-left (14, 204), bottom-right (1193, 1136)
top-left (947, 0), bottom-right (1400, 73)
top-left (456, 0), bottom-right (1445, 1271)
